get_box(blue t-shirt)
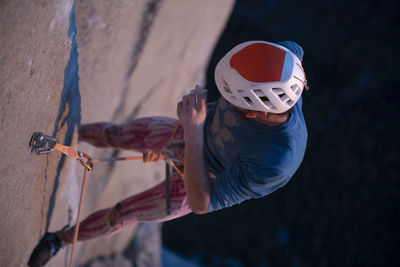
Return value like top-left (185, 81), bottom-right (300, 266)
top-left (204, 97), bottom-right (307, 212)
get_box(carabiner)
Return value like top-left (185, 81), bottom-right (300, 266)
top-left (29, 132), bottom-right (58, 155)
top-left (78, 151), bottom-right (94, 171)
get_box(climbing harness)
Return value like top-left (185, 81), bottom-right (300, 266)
top-left (29, 121), bottom-right (183, 267)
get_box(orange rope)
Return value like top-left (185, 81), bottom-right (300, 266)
top-left (294, 76), bottom-right (309, 90)
top-left (165, 120), bottom-right (184, 180)
top-left (68, 166), bottom-right (89, 267)
top-left (91, 156), bottom-right (143, 163)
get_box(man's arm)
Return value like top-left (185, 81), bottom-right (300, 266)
top-left (177, 85), bottom-right (210, 214)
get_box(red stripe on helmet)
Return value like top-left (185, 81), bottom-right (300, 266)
top-left (230, 43), bottom-right (285, 83)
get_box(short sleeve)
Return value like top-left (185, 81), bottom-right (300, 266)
top-left (208, 160), bottom-right (290, 212)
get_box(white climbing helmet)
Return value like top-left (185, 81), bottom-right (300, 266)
top-left (215, 41), bottom-right (308, 113)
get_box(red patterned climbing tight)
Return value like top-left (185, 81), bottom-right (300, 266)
top-left (59, 117), bottom-right (191, 243)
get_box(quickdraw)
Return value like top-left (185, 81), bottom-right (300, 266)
top-left (29, 120), bottom-right (183, 267)
top-left (30, 132), bottom-right (94, 171)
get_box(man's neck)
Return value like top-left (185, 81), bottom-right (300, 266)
top-left (231, 103), bottom-right (291, 127)
top-left (253, 112), bottom-right (290, 127)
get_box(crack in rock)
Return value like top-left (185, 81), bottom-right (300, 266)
top-left (111, 0), bottom-right (163, 122)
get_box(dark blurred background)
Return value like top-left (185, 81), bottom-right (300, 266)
top-left (163, 0), bottom-right (399, 266)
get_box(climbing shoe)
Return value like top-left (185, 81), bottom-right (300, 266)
top-left (28, 232), bottom-right (64, 267)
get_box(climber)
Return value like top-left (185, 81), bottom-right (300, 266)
top-left (28, 40), bottom-right (308, 267)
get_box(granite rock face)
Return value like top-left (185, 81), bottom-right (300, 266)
top-left (0, 0), bottom-right (234, 266)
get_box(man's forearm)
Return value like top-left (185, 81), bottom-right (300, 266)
top-left (183, 128), bottom-right (210, 214)
top-left (176, 84), bottom-right (210, 214)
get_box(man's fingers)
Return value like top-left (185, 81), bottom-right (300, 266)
top-left (143, 149), bottom-right (150, 162)
top-left (194, 86), bottom-right (207, 110)
top-left (194, 84), bottom-right (207, 107)
top-left (182, 94), bottom-right (189, 109)
top-left (143, 149), bottom-right (162, 162)
top-left (195, 85), bottom-right (202, 103)
top-left (180, 85), bottom-right (207, 113)
top-left (188, 90), bottom-right (196, 106)
top-left (177, 100), bottom-right (183, 117)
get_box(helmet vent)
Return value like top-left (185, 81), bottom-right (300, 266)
top-left (260, 96), bottom-right (274, 109)
top-left (238, 89), bottom-right (253, 106)
top-left (253, 89), bottom-right (273, 109)
top-left (280, 94), bottom-right (290, 102)
top-left (223, 80), bottom-right (232, 94)
top-left (253, 89), bottom-right (264, 96)
top-left (243, 96), bottom-right (252, 105)
top-left (291, 84), bottom-right (301, 96)
top-left (273, 87), bottom-right (293, 104)
top-left (229, 95), bottom-right (237, 101)
top-left (272, 88), bottom-right (285, 96)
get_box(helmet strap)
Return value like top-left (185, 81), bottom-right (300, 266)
top-left (245, 112), bottom-right (257, 119)
top-left (238, 112), bottom-right (246, 121)
top-left (238, 111), bottom-right (257, 121)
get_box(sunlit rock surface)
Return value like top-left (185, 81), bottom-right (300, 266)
top-left (0, 0), bottom-right (234, 266)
